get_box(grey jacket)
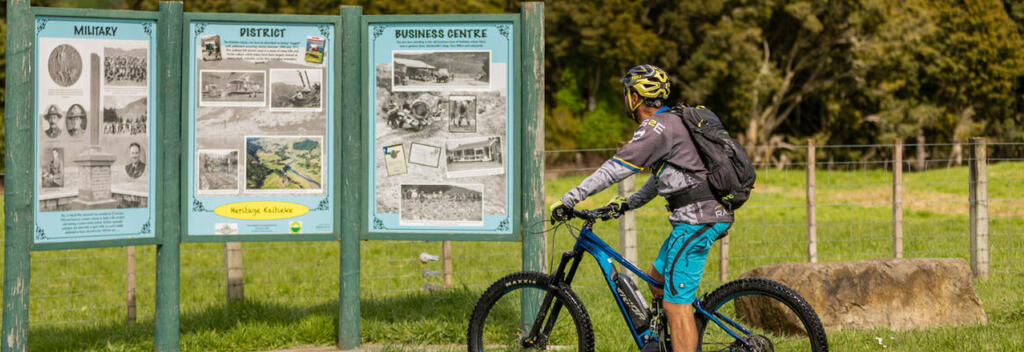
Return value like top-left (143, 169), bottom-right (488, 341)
top-left (560, 109), bottom-right (734, 225)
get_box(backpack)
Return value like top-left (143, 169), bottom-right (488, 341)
top-left (669, 104), bottom-right (756, 210)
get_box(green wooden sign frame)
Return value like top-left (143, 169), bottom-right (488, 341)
top-left (179, 12), bottom-right (345, 243)
top-left (3, 2), bottom-right (543, 351)
top-left (4, 2), bottom-right (185, 351)
top-left (359, 14), bottom-right (525, 242)
top-left (26, 7), bottom-right (170, 251)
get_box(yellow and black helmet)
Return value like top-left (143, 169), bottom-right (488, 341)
top-left (621, 64), bottom-right (670, 115)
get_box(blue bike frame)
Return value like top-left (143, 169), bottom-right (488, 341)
top-left (526, 225), bottom-right (755, 350)
top-left (574, 227), bottom-right (661, 348)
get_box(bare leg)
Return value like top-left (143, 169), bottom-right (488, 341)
top-left (664, 301), bottom-right (698, 352)
top-left (649, 264), bottom-right (698, 352)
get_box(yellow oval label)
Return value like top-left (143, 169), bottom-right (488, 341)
top-left (214, 201), bottom-right (309, 220)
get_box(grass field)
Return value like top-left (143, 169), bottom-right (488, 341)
top-left (8, 161), bottom-right (1024, 351)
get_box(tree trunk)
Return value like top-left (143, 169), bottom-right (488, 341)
top-left (915, 132), bottom-right (927, 171)
top-left (949, 143), bottom-right (963, 167)
top-left (746, 118), bottom-right (760, 149)
top-left (587, 66), bottom-right (601, 112)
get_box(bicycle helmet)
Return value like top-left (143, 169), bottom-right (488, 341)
top-left (620, 64), bottom-right (670, 120)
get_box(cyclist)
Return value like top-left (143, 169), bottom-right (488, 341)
top-left (550, 64), bottom-right (733, 352)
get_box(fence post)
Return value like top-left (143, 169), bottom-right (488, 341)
top-left (969, 137), bottom-right (989, 279)
top-left (442, 241), bottom-right (453, 288)
top-left (618, 174), bottom-right (638, 278)
top-left (127, 246), bottom-right (137, 323)
top-left (225, 242), bottom-right (244, 301)
top-left (719, 236), bottom-right (729, 282)
top-left (154, 2), bottom-right (184, 350)
top-left (520, 2), bottom-right (546, 334)
top-left (2, 1), bottom-right (33, 350)
top-left (806, 141), bottom-right (817, 263)
top-left (339, 5), bottom-right (364, 349)
top-left (893, 140), bottom-right (904, 258)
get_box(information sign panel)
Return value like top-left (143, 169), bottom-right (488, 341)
top-left (33, 16), bottom-right (158, 245)
top-left (365, 18), bottom-right (518, 238)
top-left (185, 18), bottom-right (337, 240)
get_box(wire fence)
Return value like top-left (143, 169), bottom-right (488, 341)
top-left (6, 141), bottom-right (1023, 339)
top-left (544, 141), bottom-right (1023, 284)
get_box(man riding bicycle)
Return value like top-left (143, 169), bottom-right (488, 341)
top-left (550, 64), bottom-right (733, 352)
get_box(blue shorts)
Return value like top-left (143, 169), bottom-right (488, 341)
top-left (652, 222), bottom-right (731, 304)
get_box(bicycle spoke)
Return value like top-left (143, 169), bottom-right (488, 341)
top-left (698, 278), bottom-right (828, 352)
top-left (471, 272), bottom-right (588, 351)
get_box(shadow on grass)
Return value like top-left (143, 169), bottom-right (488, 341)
top-left (29, 288), bottom-right (484, 351)
top-left (360, 287), bottom-right (484, 344)
top-left (362, 286), bottom-right (480, 325)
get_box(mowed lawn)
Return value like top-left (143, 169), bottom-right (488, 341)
top-left (7, 161), bottom-right (1024, 351)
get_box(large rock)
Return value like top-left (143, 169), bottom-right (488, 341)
top-left (737, 258), bottom-right (988, 331)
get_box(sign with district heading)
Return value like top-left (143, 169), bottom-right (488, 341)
top-left (33, 16), bottom-right (158, 244)
top-left (366, 21), bottom-right (517, 236)
top-left (185, 20), bottom-right (336, 238)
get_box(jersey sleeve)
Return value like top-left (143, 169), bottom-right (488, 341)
top-left (560, 159), bottom-right (639, 208)
top-left (612, 116), bottom-right (671, 171)
top-left (626, 174), bottom-right (659, 209)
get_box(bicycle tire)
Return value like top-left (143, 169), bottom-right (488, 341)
top-left (695, 277), bottom-right (828, 352)
top-left (468, 271), bottom-right (595, 351)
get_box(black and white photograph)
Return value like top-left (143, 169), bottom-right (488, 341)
top-left (199, 70), bottom-right (266, 106)
top-left (198, 149), bottom-right (240, 193)
top-left (384, 144), bottom-right (408, 176)
top-left (399, 184), bottom-right (483, 226)
top-left (445, 136), bottom-right (504, 178)
top-left (201, 34), bottom-right (222, 61)
top-left (448, 96), bottom-right (477, 133)
top-left (42, 104), bottom-right (64, 138)
top-left (381, 91), bottom-right (447, 133)
top-left (104, 47), bottom-right (147, 86)
top-left (65, 104), bottom-right (88, 137)
top-left (103, 96), bottom-right (148, 136)
top-left (373, 62), bottom-right (509, 216)
top-left (270, 68), bottom-right (323, 111)
top-left (392, 50), bottom-right (491, 91)
top-left (125, 142), bottom-right (147, 179)
top-left (41, 147), bottom-right (65, 189)
top-left (408, 142), bottom-right (441, 168)
top-left (48, 44), bottom-right (83, 87)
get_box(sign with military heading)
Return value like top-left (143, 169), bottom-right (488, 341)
top-left (33, 16), bottom-right (158, 244)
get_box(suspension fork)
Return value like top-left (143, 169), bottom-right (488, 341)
top-left (523, 250), bottom-right (584, 348)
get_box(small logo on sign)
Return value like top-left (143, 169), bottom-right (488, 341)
top-left (215, 223), bottom-right (238, 235)
top-left (289, 221), bottom-right (302, 234)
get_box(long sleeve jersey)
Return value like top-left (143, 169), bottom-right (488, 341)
top-left (560, 109), bottom-right (734, 225)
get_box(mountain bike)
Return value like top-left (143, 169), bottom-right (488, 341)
top-left (467, 206), bottom-right (828, 351)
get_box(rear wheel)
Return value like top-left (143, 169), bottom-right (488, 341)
top-left (696, 278), bottom-right (828, 352)
top-left (467, 271), bottom-right (594, 351)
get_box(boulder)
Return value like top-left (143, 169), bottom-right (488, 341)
top-left (737, 258), bottom-right (988, 332)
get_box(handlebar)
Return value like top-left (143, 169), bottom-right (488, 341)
top-left (552, 204), bottom-right (621, 227)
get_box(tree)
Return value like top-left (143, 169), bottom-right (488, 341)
top-left (546, 0), bottom-right (666, 113)
top-left (860, 0), bottom-right (1024, 167)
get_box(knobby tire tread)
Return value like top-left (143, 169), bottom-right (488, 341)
top-left (695, 277), bottom-right (829, 351)
top-left (467, 271), bottom-right (595, 352)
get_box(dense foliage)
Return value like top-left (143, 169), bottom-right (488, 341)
top-left (4, 0), bottom-right (1024, 170)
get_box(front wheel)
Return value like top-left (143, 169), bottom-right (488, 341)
top-left (696, 278), bottom-right (828, 352)
top-left (467, 271), bottom-right (594, 351)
